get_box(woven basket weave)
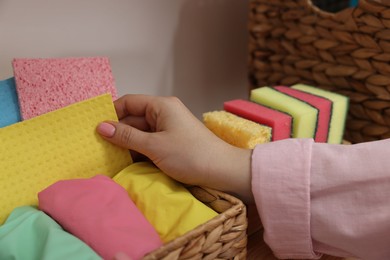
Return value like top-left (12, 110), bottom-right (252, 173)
top-left (248, 0), bottom-right (390, 144)
top-left (143, 186), bottom-right (247, 260)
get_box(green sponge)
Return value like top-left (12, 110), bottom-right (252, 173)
top-left (250, 86), bottom-right (318, 139)
top-left (292, 84), bottom-right (349, 144)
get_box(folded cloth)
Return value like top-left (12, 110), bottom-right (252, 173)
top-left (38, 175), bottom-right (162, 260)
top-left (113, 162), bottom-right (218, 242)
top-left (0, 206), bottom-right (101, 260)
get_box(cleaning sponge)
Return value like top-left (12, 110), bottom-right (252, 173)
top-left (274, 86), bottom-right (332, 143)
top-left (13, 57), bottom-right (117, 120)
top-left (224, 99), bottom-right (292, 141)
top-left (203, 110), bottom-right (272, 149)
top-left (250, 87), bottom-right (319, 139)
top-left (292, 84), bottom-right (349, 144)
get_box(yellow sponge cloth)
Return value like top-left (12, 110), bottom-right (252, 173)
top-left (203, 110), bottom-right (272, 149)
top-left (0, 94), bottom-right (132, 224)
top-left (113, 162), bottom-right (218, 243)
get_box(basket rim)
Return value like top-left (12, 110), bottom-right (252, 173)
top-left (143, 186), bottom-right (247, 259)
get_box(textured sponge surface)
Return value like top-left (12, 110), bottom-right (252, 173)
top-left (0, 94), bottom-right (132, 224)
top-left (203, 110), bottom-right (272, 149)
top-left (13, 57), bottom-right (117, 120)
top-left (0, 77), bottom-right (21, 127)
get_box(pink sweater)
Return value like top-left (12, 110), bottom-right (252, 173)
top-left (252, 138), bottom-right (390, 260)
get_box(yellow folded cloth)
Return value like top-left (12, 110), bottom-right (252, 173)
top-left (0, 94), bottom-right (132, 224)
top-left (113, 162), bottom-right (218, 242)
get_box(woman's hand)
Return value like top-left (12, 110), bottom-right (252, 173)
top-left (97, 94), bottom-right (253, 203)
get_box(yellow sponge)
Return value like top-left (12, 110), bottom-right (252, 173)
top-left (203, 110), bottom-right (272, 149)
top-left (0, 94), bottom-right (132, 224)
top-left (250, 87), bottom-right (319, 139)
top-left (292, 84), bottom-right (349, 144)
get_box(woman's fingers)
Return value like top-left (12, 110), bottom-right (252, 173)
top-left (97, 121), bottom-right (153, 155)
top-left (119, 116), bottom-right (150, 132)
top-left (113, 94), bottom-right (157, 119)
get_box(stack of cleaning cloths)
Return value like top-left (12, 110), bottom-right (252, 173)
top-left (203, 84), bottom-right (349, 148)
top-left (0, 57), bottom-right (218, 260)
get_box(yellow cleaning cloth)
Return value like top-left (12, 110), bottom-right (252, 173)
top-left (113, 162), bottom-right (218, 243)
top-left (0, 94), bottom-right (132, 224)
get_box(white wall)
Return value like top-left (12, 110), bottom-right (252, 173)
top-left (0, 0), bottom-right (249, 118)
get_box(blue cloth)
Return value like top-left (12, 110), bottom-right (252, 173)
top-left (0, 77), bottom-right (21, 127)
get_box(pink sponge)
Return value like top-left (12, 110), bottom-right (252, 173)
top-left (13, 57), bottom-right (117, 120)
top-left (224, 99), bottom-right (292, 141)
top-left (274, 86), bottom-right (332, 143)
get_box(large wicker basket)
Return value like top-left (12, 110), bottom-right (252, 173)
top-left (143, 186), bottom-right (247, 260)
top-left (248, 0), bottom-right (390, 144)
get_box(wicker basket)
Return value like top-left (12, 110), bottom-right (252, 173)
top-left (143, 186), bottom-right (248, 260)
top-left (248, 0), bottom-right (390, 144)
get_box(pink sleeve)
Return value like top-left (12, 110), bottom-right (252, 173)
top-left (251, 138), bottom-right (390, 259)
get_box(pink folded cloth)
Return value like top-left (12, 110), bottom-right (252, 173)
top-left (38, 175), bottom-right (162, 260)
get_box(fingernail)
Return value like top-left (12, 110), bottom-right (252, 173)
top-left (97, 122), bottom-right (116, 137)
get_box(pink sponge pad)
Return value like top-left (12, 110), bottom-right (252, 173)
top-left (274, 86), bottom-right (332, 143)
top-left (13, 57), bottom-right (117, 120)
top-left (224, 99), bottom-right (292, 141)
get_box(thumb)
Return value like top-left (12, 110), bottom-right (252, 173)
top-left (96, 121), bottom-right (148, 153)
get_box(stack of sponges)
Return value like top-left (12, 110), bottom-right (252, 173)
top-left (0, 57), bottom-right (218, 260)
top-left (203, 84), bottom-right (349, 148)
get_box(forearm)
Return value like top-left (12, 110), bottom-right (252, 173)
top-left (204, 144), bottom-right (253, 204)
